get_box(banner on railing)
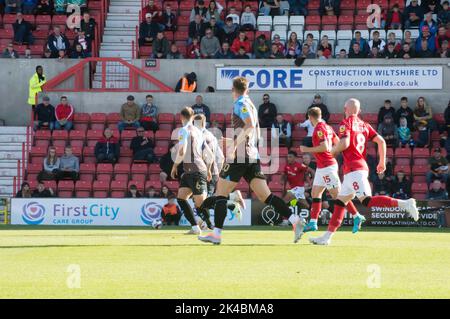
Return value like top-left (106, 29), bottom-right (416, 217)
top-left (11, 198), bottom-right (252, 226)
top-left (216, 66), bottom-right (443, 91)
top-left (251, 200), bottom-right (450, 227)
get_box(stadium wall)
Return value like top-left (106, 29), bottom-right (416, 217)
top-left (1, 59), bottom-right (449, 126)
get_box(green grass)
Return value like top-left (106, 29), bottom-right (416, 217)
top-left (0, 225), bottom-right (449, 299)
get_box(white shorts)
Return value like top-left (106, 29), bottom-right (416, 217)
top-left (340, 170), bottom-right (372, 198)
top-left (288, 186), bottom-right (305, 200)
top-left (313, 164), bottom-right (341, 190)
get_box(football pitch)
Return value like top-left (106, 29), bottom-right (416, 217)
top-left (0, 225), bottom-right (449, 299)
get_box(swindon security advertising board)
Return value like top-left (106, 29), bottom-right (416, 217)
top-left (11, 198), bottom-right (252, 226)
top-left (216, 66), bottom-right (443, 90)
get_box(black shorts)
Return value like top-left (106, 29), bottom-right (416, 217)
top-left (180, 172), bottom-right (208, 195)
top-left (219, 160), bottom-right (266, 184)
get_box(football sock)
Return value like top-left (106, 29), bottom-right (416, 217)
top-left (177, 198), bottom-right (197, 227)
top-left (213, 227), bottom-right (222, 237)
top-left (310, 198), bottom-right (322, 220)
top-left (197, 206), bottom-right (213, 229)
top-left (328, 199), bottom-right (346, 232)
top-left (346, 200), bottom-right (360, 217)
top-left (363, 196), bottom-right (399, 208)
top-left (213, 196), bottom-right (228, 229)
top-left (264, 193), bottom-right (292, 218)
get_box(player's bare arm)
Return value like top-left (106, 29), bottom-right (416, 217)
top-left (171, 142), bottom-right (187, 179)
top-left (372, 134), bottom-right (387, 174)
top-left (300, 140), bottom-right (330, 154)
top-left (331, 135), bottom-right (350, 157)
top-left (232, 116), bottom-right (254, 156)
top-left (202, 142), bottom-right (214, 182)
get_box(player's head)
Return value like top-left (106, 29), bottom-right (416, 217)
top-left (180, 106), bottom-right (194, 125)
top-left (232, 76), bottom-right (248, 99)
top-left (307, 107), bottom-right (322, 125)
top-left (193, 114), bottom-right (206, 130)
top-left (287, 150), bottom-right (297, 164)
top-left (343, 98), bottom-right (361, 118)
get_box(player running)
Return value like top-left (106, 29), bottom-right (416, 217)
top-left (299, 107), bottom-right (366, 234)
top-left (171, 107), bottom-right (214, 235)
top-left (198, 77), bottom-right (305, 245)
top-left (283, 150), bottom-right (312, 210)
top-left (309, 99), bottom-right (419, 245)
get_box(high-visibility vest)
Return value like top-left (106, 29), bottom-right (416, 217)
top-left (28, 73), bottom-right (46, 105)
top-left (179, 77), bottom-right (196, 93)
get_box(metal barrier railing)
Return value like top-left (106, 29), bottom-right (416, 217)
top-left (0, 198), bottom-right (9, 225)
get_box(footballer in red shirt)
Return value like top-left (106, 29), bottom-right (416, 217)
top-left (309, 98), bottom-right (419, 246)
top-left (299, 107), bottom-right (364, 235)
top-left (283, 151), bottom-right (313, 209)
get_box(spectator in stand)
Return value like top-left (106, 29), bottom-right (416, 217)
top-left (13, 13), bottom-right (34, 45)
top-left (38, 147), bottom-right (60, 181)
top-left (268, 43), bottom-right (285, 58)
top-left (139, 14), bottom-right (159, 46)
top-left (349, 31), bottom-right (369, 56)
top-left (54, 96), bottom-right (74, 131)
top-left (2, 43), bottom-right (19, 58)
top-left (231, 31), bottom-right (252, 56)
top-left (424, 0), bottom-right (442, 14)
top-left (160, 185), bottom-right (174, 199)
top-left (219, 17), bottom-right (238, 44)
top-left (79, 12), bottom-right (96, 43)
top-left (419, 12), bottom-right (438, 36)
top-left (140, 94), bottom-right (158, 132)
top-left (306, 94), bottom-right (330, 123)
top-left (240, 5), bottom-right (257, 31)
top-left (234, 46), bottom-right (251, 59)
top-left (416, 25), bottom-right (436, 53)
top-left (226, 6), bottom-right (240, 25)
top-left (260, 0), bottom-right (281, 16)
top-left (402, 30), bottom-right (414, 47)
top-left (414, 96), bottom-right (437, 132)
top-left (435, 26), bottom-right (450, 51)
top-left (58, 49), bottom-right (68, 59)
top-left (373, 172), bottom-right (391, 196)
top-left (188, 14), bottom-right (205, 44)
top-left (72, 31), bottom-right (91, 57)
top-left (28, 65), bottom-right (46, 113)
top-left (201, 16), bottom-right (221, 38)
top-left (54, 0), bottom-right (66, 14)
top-left (299, 118), bottom-right (315, 147)
top-left (162, 3), bottom-right (177, 31)
top-left (387, 32), bottom-right (402, 51)
top-left (152, 31), bottom-right (170, 58)
top-left (348, 42), bottom-right (366, 58)
top-left (200, 28), bottom-right (220, 58)
top-left (288, 0), bottom-right (308, 16)
top-left (16, 182), bottom-right (32, 198)
top-left (386, 3), bottom-right (403, 29)
top-left (271, 34), bottom-right (286, 53)
top-left (187, 37), bottom-right (201, 59)
top-left (147, 186), bottom-right (159, 198)
top-left (317, 35), bottom-right (333, 59)
top-left (377, 99), bottom-right (396, 126)
top-left (438, 1), bottom-right (450, 25)
top-left (95, 128), bottom-right (120, 164)
top-left (36, 0), bottom-right (53, 15)
top-left (439, 40), bottom-right (450, 58)
top-left (167, 42), bottom-right (183, 59)
top-left (68, 0), bottom-right (87, 14)
top-left (304, 33), bottom-right (317, 54)
top-left (319, 0), bottom-right (340, 16)
top-left (398, 42), bottom-right (415, 59)
top-left (253, 34), bottom-right (271, 58)
top-left (191, 95), bottom-right (211, 125)
top-left (70, 44), bottom-right (88, 59)
top-left (258, 94), bottom-right (278, 128)
top-left (34, 96), bottom-right (55, 131)
top-left (299, 43), bottom-right (316, 59)
top-left (337, 48), bottom-right (348, 58)
top-left (395, 97), bottom-right (414, 129)
top-left (205, 1), bottom-right (224, 26)
top-left (118, 95), bottom-right (140, 132)
top-left (142, 0), bottom-right (163, 25)
top-left (32, 181), bottom-right (55, 197)
top-left (378, 114), bottom-right (398, 148)
top-left (190, 0), bottom-right (208, 22)
top-left (214, 42), bottom-right (234, 58)
top-left (42, 48), bottom-right (52, 58)
top-left (130, 127), bottom-right (155, 163)
top-left (47, 27), bottom-right (70, 58)
top-left (57, 146), bottom-right (79, 181)
top-left (427, 179), bottom-right (448, 200)
top-left (5, 0), bottom-right (21, 13)
top-left (383, 42), bottom-right (399, 59)
top-left (127, 184), bottom-right (142, 198)
top-left (398, 117), bottom-right (414, 148)
top-left (404, 0), bottom-right (424, 28)
top-left (272, 114), bottom-right (292, 147)
top-left (174, 72), bottom-right (197, 92)
top-left (369, 31), bottom-right (386, 52)
top-left (391, 171), bottom-right (412, 199)
top-left (417, 38), bottom-right (436, 57)
top-left (162, 195), bottom-right (182, 226)
top-left (285, 32), bottom-right (301, 58)
top-left (427, 147), bottom-right (449, 185)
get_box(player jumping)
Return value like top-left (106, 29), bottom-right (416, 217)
top-left (171, 107), bottom-right (213, 235)
top-left (198, 77), bottom-right (305, 245)
top-left (299, 107), bottom-right (366, 234)
top-left (309, 99), bottom-right (419, 245)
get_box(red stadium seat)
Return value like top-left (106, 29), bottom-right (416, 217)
top-left (128, 180), bottom-right (145, 192)
top-left (145, 180), bottom-right (161, 191)
top-left (34, 129), bottom-right (52, 142)
top-left (395, 158), bottom-right (411, 166)
top-left (413, 158), bottom-right (429, 166)
top-left (158, 113), bottom-right (175, 124)
top-left (328, 113), bottom-right (344, 124)
top-left (97, 163), bottom-right (113, 182)
top-left (74, 113), bottom-right (90, 124)
top-left (93, 180), bottom-right (110, 198)
top-left (413, 148), bottom-right (430, 158)
top-left (356, 0), bottom-right (372, 10)
top-left (52, 130), bottom-right (68, 141)
top-left (31, 146), bottom-right (47, 157)
top-left (107, 113), bottom-right (121, 124)
top-left (75, 180), bottom-right (92, 197)
top-left (86, 130), bottom-right (103, 146)
top-left (110, 180), bottom-right (127, 198)
top-left (57, 180), bottom-right (74, 198)
top-left (293, 113), bottom-right (305, 125)
top-left (413, 165), bottom-right (428, 175)
top-left (411, 183), bottom-right (428, 194)
top-left (395, 147), bottom-right (412, 159)
top-left (164, 180), bottom-right (179, 192)
top-left (394, 165), bottom-right (411, 175)
top-left (321, 15), bottom-right (337, 25)
top-left (90, 113), bottom-right (107, 124)
top-left (210, 113), bottom-right (225, 126)
top-left (155, 130), bottom-right (171, 140)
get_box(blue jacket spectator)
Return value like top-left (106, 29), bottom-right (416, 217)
top-left (13, 13), bottom-right (34, 45)
top-left (415, 25), bottom-right (436, 52)
top-left (349, 31), bottom-right (369, 56)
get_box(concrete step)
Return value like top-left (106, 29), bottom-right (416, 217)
top-left (99, 50), bottom-right (133, 59)
top-left (0, 161), bottom-right (21, 169)
top-left (110, 0), bottom-right (141, 3)
top-left (103, 34), bottom-right (136, 43)
top-left (0, 146), bottom-right (23, 152)
top-left (109, 6), bottom-right (141, 14)
top-left (107, 13), bottom-right (139, 21)
top-left (0, 135), bottom-right (27, 143)
top-left (104, 30), bottom-right (136, 37)
top-left (0, 186), bottom-right (13, 195)
top-left (106, 19), bottom-right (138, 28)
top-left (0, 126), bottom-right (27, 134)
top-left (0, 169), bottom-right (16, 177)
top-left (0, 152), bottom-right (22, 160)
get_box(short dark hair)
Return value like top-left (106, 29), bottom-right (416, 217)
top-left (180, 106), bottom-right (194, 119)
top-left (232, 77), bottom-right (248, 95)
top-left (60, 96), bottom-right (67, 100)
top-left (146, 94), bottom-right (153, 99)
top-left (288, 150), bottom-right (297, 157)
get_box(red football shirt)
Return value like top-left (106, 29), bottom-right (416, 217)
top-left (284, 162), bottom-right (307, 188)
top-left (312, 121), bottom-right (338, 169)
top-left (338, 115), bottom-right (378, 174)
